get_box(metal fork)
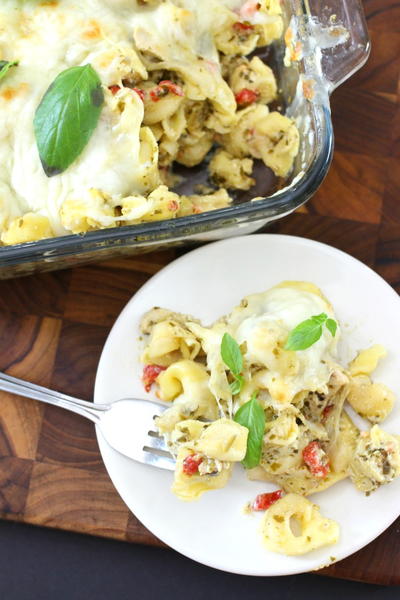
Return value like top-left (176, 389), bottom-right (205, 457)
top-left (0, 371), bottom-right (175, 470)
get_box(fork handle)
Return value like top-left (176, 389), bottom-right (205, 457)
top-left (0, 371), bottom-right (109, 423)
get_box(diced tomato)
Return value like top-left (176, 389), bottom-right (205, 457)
top-left (149, 86), bottom-right (168, 102)
top-left (182, 453), bottom-right (203, 476)
top-left (167, 199), bottom-right (179, 212)
top-left (150, 80), bottom-right (184, 102)
top-left (251, 489), bottom-right (284, 511)
top-left (158, 80), bottom-right (184, 96)
top-left (141, 364), bottom-right (167, 393)
top-left (235, 88), bottom-right (259, 107)
top-left (302, 441), bottom-right (330, 478)
top-left (109, 85), bottom-right (121, 95)
top-left (233, 21), bottom-right (255, 33)
top-left (109, 85), bottom-right (145, 102)
top-left (321, 404), bottom-right (334, 423)
top-left (133, 87), bottom-right (145, 102)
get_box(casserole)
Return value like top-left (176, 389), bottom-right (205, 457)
top-left (0, 0), bottom-right (369, 278)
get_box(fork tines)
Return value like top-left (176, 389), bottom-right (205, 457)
top-left (142, 418), bottom-right (175, 470)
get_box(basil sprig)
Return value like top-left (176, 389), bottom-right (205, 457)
top-left (234, 392), bottom-right (265, 469)
top-left (285, 313), bottom-right (337, 351)
top-left (220, 333), bottom-right (244, 394)
top-left (0, 60), bottom-right (18, 82)
top-left (34, 64), bottom-right (104, 177)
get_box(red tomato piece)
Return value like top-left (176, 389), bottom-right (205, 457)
top-left (302, 441), bottom-right (330, 478)
top-left (141, 364), bottom-right (167, 393)
top-left (133, 87), bottom-right (145, 101)
top-left (321, 404), bottom-right (334, 423)
top-left (150, 80), bottom-right (184, 102)
top-left (233, 21), bottom-right (255, 33)
top-left (167, 199), bottom-right (179, 212)
top-left (251, 489), bottom-right (284, 511)
top-left (109, 85), bottom-right (121, 95)
top-left (158, 80), bottom-right (184, 96)
top-left (235, 88), bottom-right (259, 107)
top-left (182, 454), bottom-right (203, 476)
top-left (149, 86), bottom-right (168, 102)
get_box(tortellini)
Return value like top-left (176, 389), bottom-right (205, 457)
top-left (347, 376), bottom-right (394, 424)
top-left (1, 213), bottom-right (54, 245)
top-left (155, 360), bottom-right (219, 433)
top-left (169, 419), bottom-right (207, 449)
top-left (176, 131), bottom-right (214, 168)
top-left (254, 1), bottom-right (284, 45)
top-left (260, 494), bottom-right (339, 555)
top-left (139, 82), bottom-right (185, 126)
top-left (215, 17), bottom-right (259, 56)
top-left (349, 345), bottom-right (387, 376)
top-left (60, 189), bottom-right (117, 234)
top-left (349, 426), bottom-right (400, 493)
top-left (141, 319), bottom-right (201, 366)
top-left (347, 345), bottom-right (394, 423)
top-left (156, 394), bottom-right (219, 434)
top-left (194, 419), bottom-right (248, 462)
top-left (222, 107), bottom-right (300, 177)
top-left (263, 413), bottom-right (299, 447)
top-left (209, 150), bottom-right (254, 191)
top-left (172, 447), bottom-right (232, 501)
top-left (229, 56), bottom-right (277, 105)
top-left (156, 360), bottom-right (213, 404)
top-left (169, 418), bottom-right (247, 463)
top-left (0, 0), bottom-right (299, 245)
top-left (177, 189), bottom-right (231, 217)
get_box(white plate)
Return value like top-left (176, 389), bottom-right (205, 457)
top-left (94, 234), bottom-right (400, 576)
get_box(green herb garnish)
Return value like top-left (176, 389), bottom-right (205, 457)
top-left (34, 64), bottom-right (104, 177)
top-left (0, 60), bottom-right (18, 82)
top-left (284, 313), bottom-right (337, 351)
top-left (325, 318), bottom-right (337, 337)
top-left (221, 332), bottom-right (244, 394)
top-left (234, 392), bottom-right (265, 469)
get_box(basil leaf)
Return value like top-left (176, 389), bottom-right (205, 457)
top-left (34, 64), bottom-right (104, 177)
top-left (285, 312), bottom-right (339, 351)
top-left (326, 318), bottom-right (337, 337)
top-left (230, 374), bottom-right (244, 395)
top-left (234, 392), bottom-right (265, 469)
top-left (311, 313), bottom-right (328, 325)
top-left (284, 318), bottom-right (323, 351)
top-left (0, 60), bottom-right (18, 82)
top-left (221, 333), bottom-right (243, 376)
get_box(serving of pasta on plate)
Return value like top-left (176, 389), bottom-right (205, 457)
top-left (0, 0), bottom-right (299, 245)
top-left (139, 280), bottom-right (400, 556)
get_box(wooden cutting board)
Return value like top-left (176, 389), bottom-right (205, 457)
top-left (0, 0), bottom-right (399, 586)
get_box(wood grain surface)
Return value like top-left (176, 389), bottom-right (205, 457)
top-left (0, 0), bottom-right (399, 586)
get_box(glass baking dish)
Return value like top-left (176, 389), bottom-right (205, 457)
top-left (0, 0), bottom-right (369, 278)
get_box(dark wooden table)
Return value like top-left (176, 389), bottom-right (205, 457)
top-left (0, 0), bottom-right (399, 586)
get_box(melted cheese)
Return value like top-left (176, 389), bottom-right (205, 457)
top-left (0, 1), bottom-right (149, 235)
top-left (0, 0), bottom-right (247, 238)
top-left (231, 283), bottom-right (339, 402)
